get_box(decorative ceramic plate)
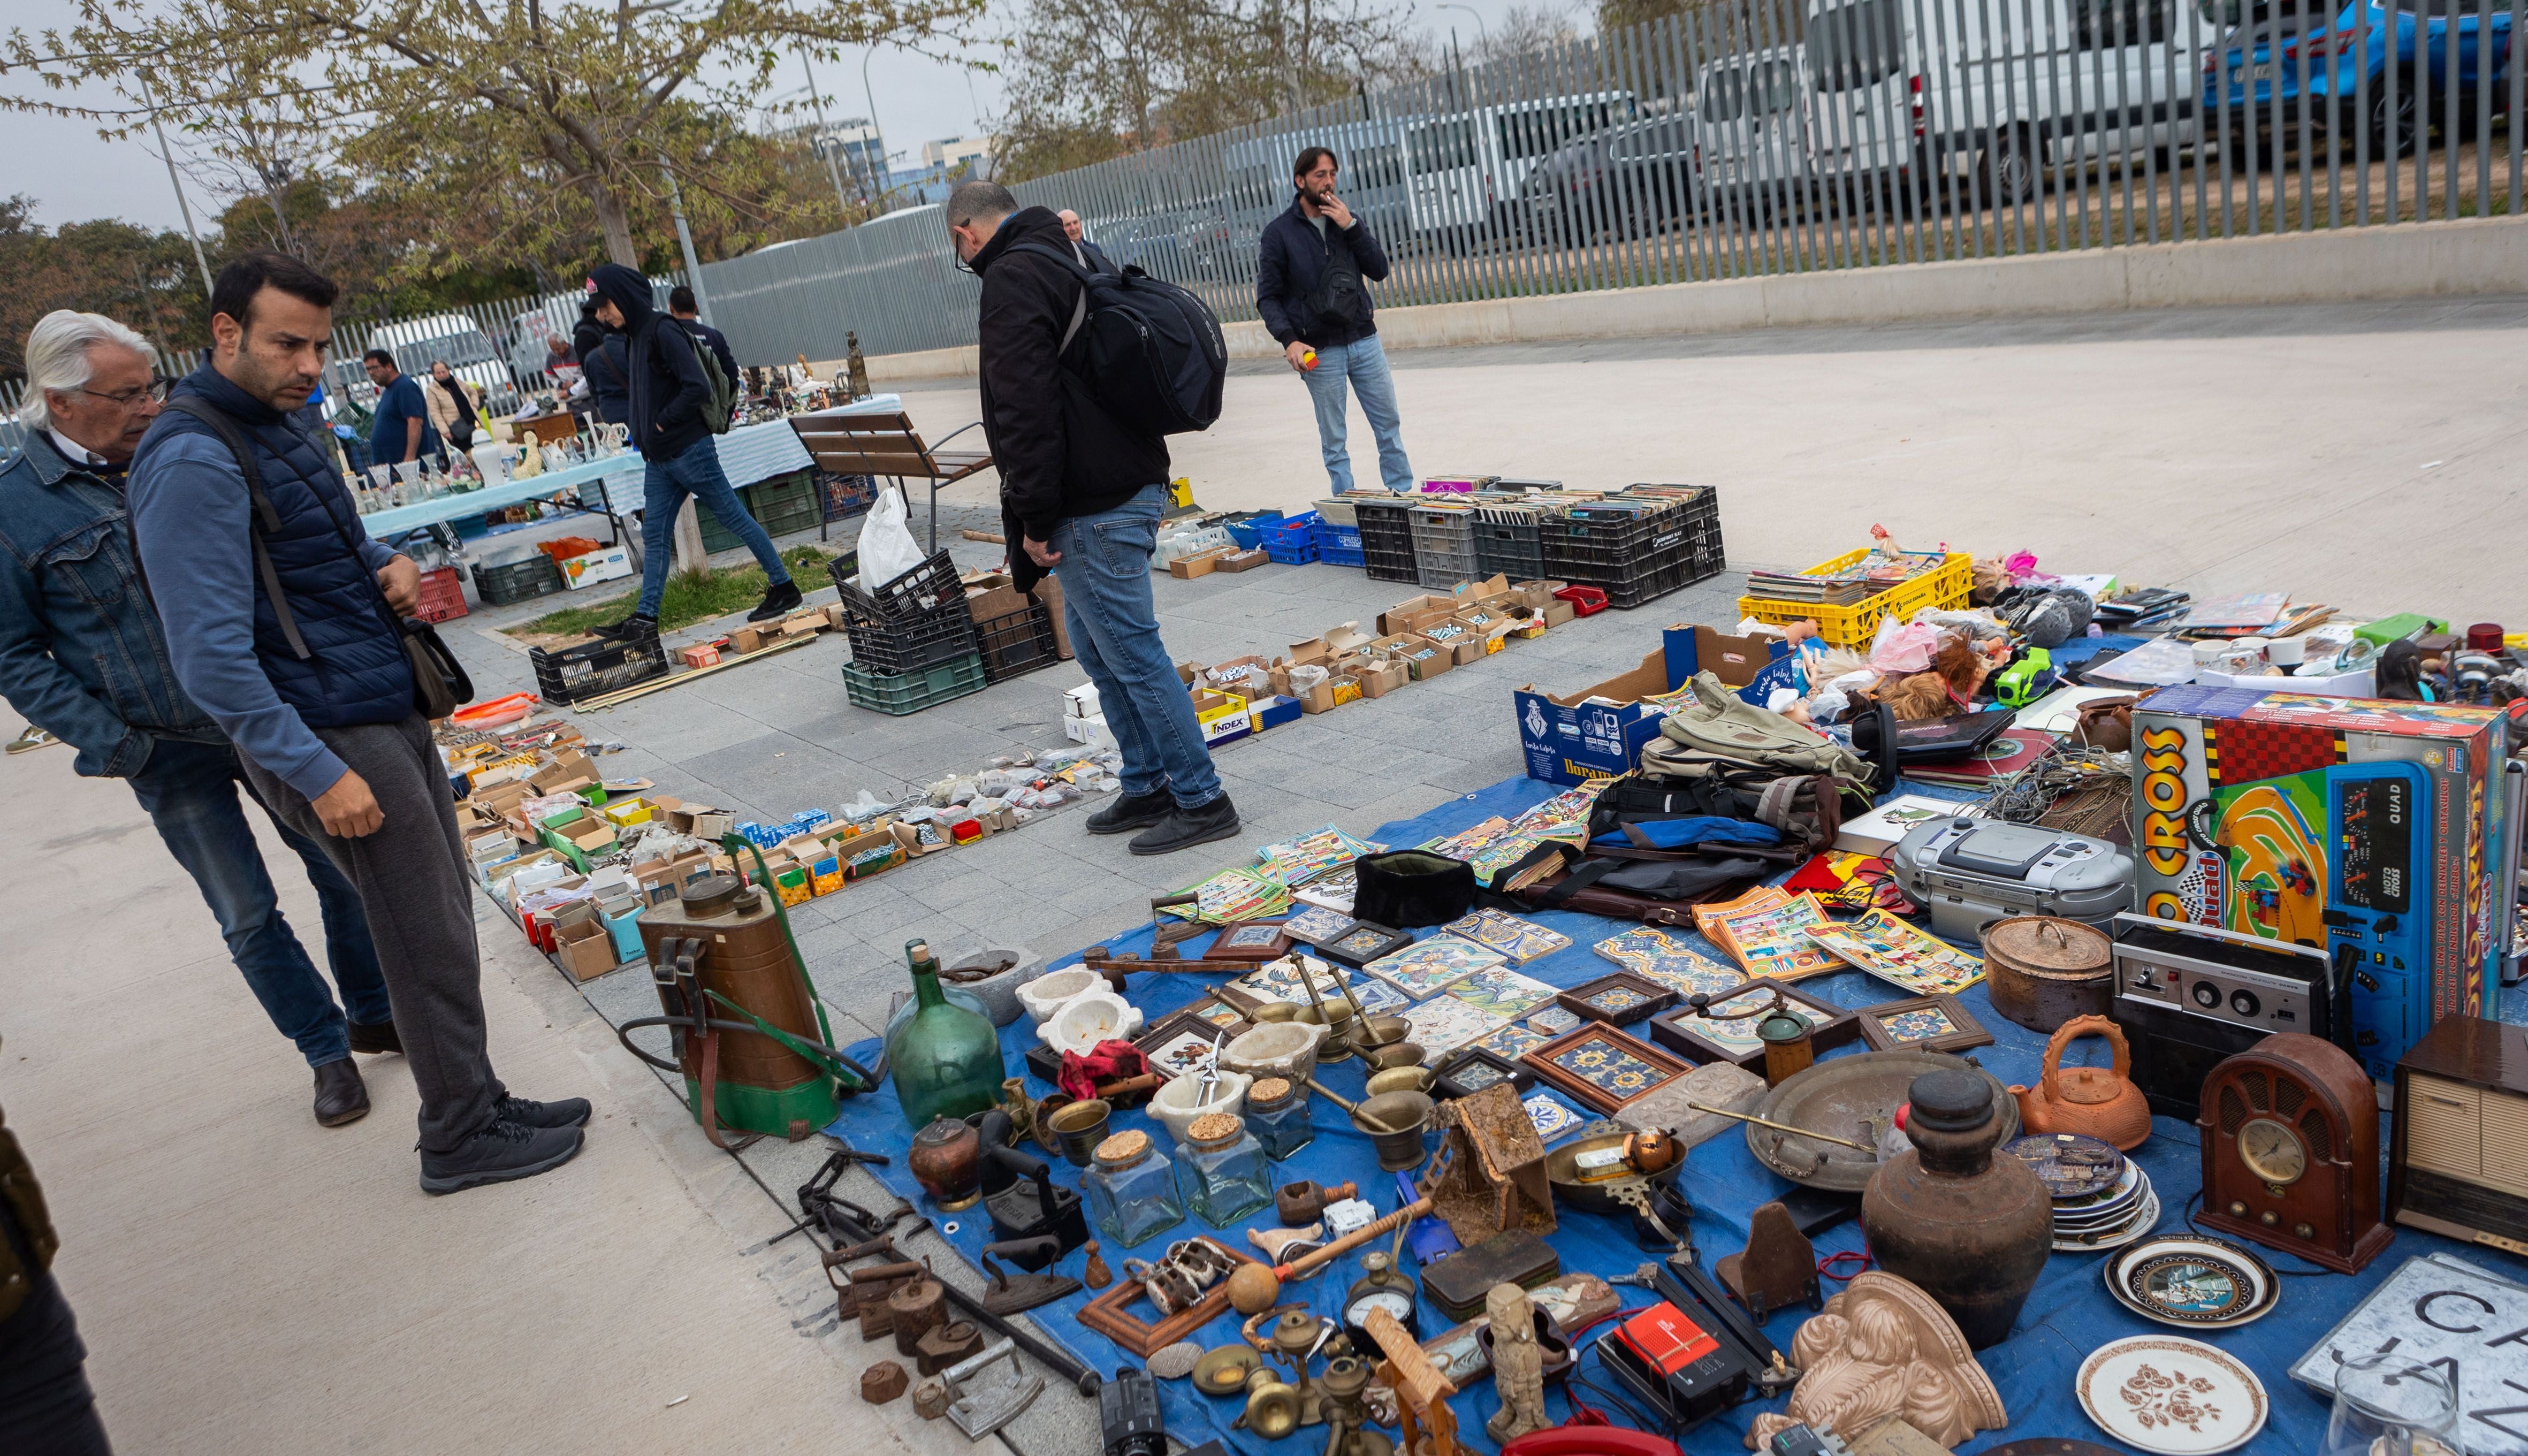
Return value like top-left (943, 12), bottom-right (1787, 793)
top-left (2051, 1157), bottom-right (2145, 1219)
top-left (1362, 935), bottom-right (1506, 999)
top-left (2104, 1236), bottom-right (2279, 1331)
top-left (2054, 1176), bottom-right (2161, 1253)
top-left (1442, 966), bottom-right (1560, 1020)
top-left (2007, 1132), bottom-right (2129, 1200)
top-left (2076, 1335), bottom-right (2268, 1454)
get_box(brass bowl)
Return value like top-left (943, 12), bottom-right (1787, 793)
top-left (1362, 1040), bottom-right (1426, 1072)
top-left (1356, 1015), bottom-right (1412, 1049)
top-left (1191, 1344), bottom-right (1260, 1396)
top-left (1543, 1122), bottom-right (1685, 1215)
top-left (1365, 1066), bottom-right (1436, 1097)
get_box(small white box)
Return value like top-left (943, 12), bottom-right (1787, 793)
top-left (1062, 713), bottom-right (1117, 750)
top-left (1063, 682), bottom-right (1102, 719)
top-left (557, 545), bottom-right (635, 591)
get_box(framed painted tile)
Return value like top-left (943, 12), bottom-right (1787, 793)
top-left (1207, 918), bottom-right (1295, 963)
top-left (1318, 920), bottom-right (1414, 970)
top-left (1473, 1021), bottom-right (1551, 1062)
top-left (1526, 1006), bottom-right (1582, 1038)
top-left (1853, 994), bottom-right (1993, 1054)
top-left (1178, 995), bottom-right (1254, 1038)
top-left (1554, 972), bottom-right (1679, 1028)
top-left (1361, 934), bottom-right (1505, 1000)
top-left (1647, 979), bottom-right (1859, 1069)
top-left (1521, 1026), bottom-right (1695, 1115)
top-left (1134, 1009), bottom-right (1233, 1080)
top-left (1441, 965), bottom-right (1559, 1020)
top-left (1593, 928), bottom-right (1744, 1001)
top-left (1292, 866), bottom-right (1358, 915)
top-left (1400, 995), bottom-right (1510, 1055)
top-left (1282, 904), bottom-right (1357, 948)
top-left (1443, 909), bottom-right (1572, 965)
top-left (1431, 1047), bottom-right (1535, 1101)
top-left (1521, 1092), bottom-right (1589, 1144)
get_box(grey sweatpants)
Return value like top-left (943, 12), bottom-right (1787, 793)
top-left (239, 715), bottom-right (505, 1152)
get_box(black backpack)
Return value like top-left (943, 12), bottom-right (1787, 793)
top-left (1011, 240), bottom-right (1225, 437)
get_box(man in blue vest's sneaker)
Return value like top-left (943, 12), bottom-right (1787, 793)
top-left (947, 180), bottom-right (1239, 856)
top-left (129, 251), bottom-right (590, 1195)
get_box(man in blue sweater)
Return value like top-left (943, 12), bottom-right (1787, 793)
top-left (1255, 146), bottom-right (1417, 495)
top-left (128, 252), bottom-right (589, 1195)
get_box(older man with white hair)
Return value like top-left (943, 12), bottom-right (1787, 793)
top-left (0, 310), bottom-right (395, 1127)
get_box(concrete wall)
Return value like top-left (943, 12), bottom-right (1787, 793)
top-left (833, 216), bottom-right (2528, 380)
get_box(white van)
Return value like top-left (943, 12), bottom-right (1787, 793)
top-left (1693, 44), bottom-right (1821, 217)
top-left (1403, 92), bottom-right (1638, 247)
top-left (1801, 0), bottom-right (2208, 205)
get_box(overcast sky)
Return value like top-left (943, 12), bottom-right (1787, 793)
top-left (1, 0), bottom-right (1534, 235)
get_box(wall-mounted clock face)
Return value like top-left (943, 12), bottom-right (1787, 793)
top-left (2236, 1117), bottom-right (2308, 1187)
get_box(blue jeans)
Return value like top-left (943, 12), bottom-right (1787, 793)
top-left (126, 739), bottom-right (391, 1066)
top-left (635, 438), bottom-right (793, 617)
top-left (1301, 333), bottom-right (1414, 494)
top-left (1050, 486), bottom-right (1223, 810)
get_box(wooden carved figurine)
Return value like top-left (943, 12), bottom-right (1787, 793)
top-left (1745, 1272), bottom-right (2006, 1451)
top-left (1484, 1283), bottom-right (1550, 1444)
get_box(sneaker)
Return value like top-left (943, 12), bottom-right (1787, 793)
top-left (497, 1093), bottom-right (592, 1130)
top-left (5, 727), bottom-right (55, 755)
top-left (745, 580), bottom-right (804, 623)
top-left (1085, 788), bottom-right (1174, 836)
top-left (312, 1058), bottom-right (370, 1127)
top-left (418, 1118), bottom-right (585, 1195)
top-left (592, 612), bottom-right (658, 641)
top-left (1128, 792), bottom-right (1241, 857)
top-left (347, 1019), bottom-right (402, 1055)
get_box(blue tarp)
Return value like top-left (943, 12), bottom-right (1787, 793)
top-left (828, 774), bottom-right (2524, 1454)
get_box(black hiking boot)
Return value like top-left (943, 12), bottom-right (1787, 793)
top-left (1128, 794), bottom-right (1241, 857)
top-left (347, 1019), bottom-right (402, 1055)
top-left (313, 1058), bottom-right (370, 1127)
top-left (746, 580), bottom-right (805, 622)
top-left (592, 612), bottom-right (658, 641)
top-left (418, 1117), bottom-right (585, 1195)
top-left (1086, 788), bottom-right (1175, 836)
top-left (497, 1093), bottom-right (593, 1130)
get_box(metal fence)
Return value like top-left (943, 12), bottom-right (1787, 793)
top-left (703, 0), bottom-right (2524, 365)
top-left (318, 272), bottom-right (686, 423)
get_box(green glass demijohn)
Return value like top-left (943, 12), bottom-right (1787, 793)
top-left (887, 939), bottom-right (1006, 1131)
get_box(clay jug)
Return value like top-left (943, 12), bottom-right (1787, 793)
top-left (1863, 1070), bottom-right (2052, 1350)
top-left (2009, 1015), bottom-right (2151, 1151)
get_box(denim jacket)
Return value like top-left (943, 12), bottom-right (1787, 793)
top-left (0, 434), bottom-right (222, 778)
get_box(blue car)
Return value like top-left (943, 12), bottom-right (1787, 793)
top-left (2203, 0), bottom-right (2514, 163)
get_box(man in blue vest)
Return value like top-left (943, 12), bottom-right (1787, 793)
top-left (129, 252), bottom-right (590, 1195)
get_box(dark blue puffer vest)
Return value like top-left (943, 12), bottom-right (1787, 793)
top-left (138, 367), bottom-right (414, 727)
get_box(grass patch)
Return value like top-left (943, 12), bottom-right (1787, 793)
top-left (508, 543), bottom-right (837, 638)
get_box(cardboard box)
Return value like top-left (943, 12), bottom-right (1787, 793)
top-left (1270, 662), bottom-right (1341, 715)
top-left (1168, 548), bottom-right (1228, 580)
top-left (1031, 573), bottom-right (1072, 660)
top-left (780, 609), bottom-right (826, 637)
top-left (530, 750), bottom-right (598, 796)
top-left (1250, 695), bottom-right (1302, 732)
top-left (1353, 657), bottom-right (1411, 698)
top-left (553, 917), bottom-right (622, 980)
top-left (1215, 547), bottom-right (1268, 573)
top-left (1513, 638), bottom-right (1688, 787)
top-left (1670, 624), bottom-right (1796, 703)
top-left (1324, 622), bottom-right (1375, 655)
top-left (1540, 598), bottom-right (1578, 629)
top-left (1419, 617), bottom-right (1485, 665)
top-left (732, 625), bottom-right (767, 654)
top-left (600, 797), bottom-right (653, 827)
top-left (1370, 633), bottom-right (1452, 682)
top-left (1286, 635), bottom-right (1334, 669)
top-left (680, 644), bottom-right (721, 670)
top-left (1064, 682), bottom-right (1102, 719)
top-left (1201, 654), bottom-right (1276, 699)
top-left (1189, 689), bottom-right (1254, 745)
top-left (1062, 712), bottom-right (1118, 749)
top-left (1379, 593), bottom-right (1466, 637)
top-left (1510, 580), bottom-right (1567, 610)
top-left (1326, 672), bottom-right (1364, 708)
top-left (601, 897), bottom-right (646, 962)
top-left (557, 545), bottom-right (635, 591)
top-left (2128, 687), bottom-right (2512, 1078)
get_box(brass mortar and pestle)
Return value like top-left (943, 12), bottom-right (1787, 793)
top-left (1305, 1078), bottom-right (1435, 1171)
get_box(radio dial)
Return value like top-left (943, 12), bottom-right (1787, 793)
top-left (2191, 981), bottom-right (2222, 1009)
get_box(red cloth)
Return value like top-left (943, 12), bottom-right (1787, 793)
top-left (1057, 1039), bottom-right (1149, 1101)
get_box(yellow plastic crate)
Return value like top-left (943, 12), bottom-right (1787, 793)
top-left (1737, 550), bottom-right (1974, 648)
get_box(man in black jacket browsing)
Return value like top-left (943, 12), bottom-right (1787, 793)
top-left (583, 264), bottom-right (799, 636)
top-left (667, 286), bottom-right (741, 388)
top-left (947, 181), bottom-right (1237, 856)
top-left (1255, 146), bottom-right (1416, 495)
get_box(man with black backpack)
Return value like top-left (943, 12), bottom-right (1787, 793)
top-left (947, 180), bottom-right (1238, 856)
top-left (584, 264), bottom-right (800, 639)
top-left (1257, 147), bottom-right (1416, 496)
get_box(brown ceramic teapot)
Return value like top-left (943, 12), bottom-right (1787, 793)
top-left (2008, 1015), bottom-right (2151, 1151)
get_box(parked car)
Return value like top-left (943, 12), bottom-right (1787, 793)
top-left (2203, 0), bottom-right (2514, 163)
top-left (1404, 92), bottom-right (1639, 251)
top-left (1519, 112), bottom-right (1705, 243)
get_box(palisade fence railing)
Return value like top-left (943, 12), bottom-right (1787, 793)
top-left (316, 272), bottom-right (687, 421)
top-left (703, 0), bottom-right (2524, 366)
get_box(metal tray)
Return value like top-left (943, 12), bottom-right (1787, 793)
top-left (1746, 1049), bottom-right (2020, 1191)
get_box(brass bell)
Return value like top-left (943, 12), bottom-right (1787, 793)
top-left (1243, 1368), bottom-right (1303, 1439)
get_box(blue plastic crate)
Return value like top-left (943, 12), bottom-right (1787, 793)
top-left (1315, 519), bottom-right (1365, 568)
top-left (1261, 511), bottom-right (1322, 565)
top-left (1222, 510), bottom-right (1286, 549)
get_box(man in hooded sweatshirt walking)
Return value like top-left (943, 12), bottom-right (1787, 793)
top-left (945, 181), bottom-right (1238, 856)
top-left (583, 265), bottom-right (799, 637)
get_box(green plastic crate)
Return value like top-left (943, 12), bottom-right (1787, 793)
top-left (842, 653), bottom-right (987, 715)
top-left (701, 472), bottom-right (820, 553)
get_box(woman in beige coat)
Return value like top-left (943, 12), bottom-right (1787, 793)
top-left (423, 360), bottom-right (486, 451)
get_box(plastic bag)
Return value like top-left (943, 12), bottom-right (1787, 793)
top-left (1869, 617), bottom-right (1940, 675)
top-left (854, 485), bottom-right (926, 592)
top-left (840, 789), bottom-right (893, 825)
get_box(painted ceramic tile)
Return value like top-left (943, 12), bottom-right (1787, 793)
top-left (1217, 922), bottom-right (1291, 952)
top-left (1875, 1004), bottom-right (1961, 1044)
top-left (1446, 1058), bottom-right (1516, 1093)
top-left (1188, 1000), bottom-right (1248, 1031)
top-left (1579, 984), bottom-right (1656, 1016)
top-left (1362, 935), bottom-right (1506, 1000)
top-left (1144, 1030), bottom-right (1223, 1078)
top-left (1526, 1007), bottom-right (1582, 1036)
top-left (1544, 1033), bottom-right (1676, 1101)
top-left (1665, 985), bottom-right (1826, 1056)
top-left (1444, 909), bottom-right (1572, 964)
top-left (1254, 825), bottom-right (1384, 887)
top-left (1401, 996), bottom-right (1510, 1054)
top-left (1228, 956), bottom-right (1403, 1016)
top-left (1474, 1022), bottom-right (1551, 1061)
top-left (1283, 905), bottom-right (1356, 947)
top-left (1594, 928), bottom-right (1743, 999)
top-left (1418, 817), bottom-right (1514, 862)
top-left (1293, 867), bottom-right (1357, 914)
top-left (1522, 1093), bottom-right (1587, 1143)
top-left (1442, 966), bottom-right (1560, 1019)
top-left (1805, 909), bottom-right (1988, 995)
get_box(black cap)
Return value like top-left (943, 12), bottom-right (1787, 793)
top-left (1907, 1070), bottom-right (1991, 1132)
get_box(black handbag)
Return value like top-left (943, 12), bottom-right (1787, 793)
top-left (1352, 850), bottom-right (1477, 928)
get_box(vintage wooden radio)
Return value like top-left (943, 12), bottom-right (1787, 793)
top-left (2388, 1015), bottom-right (2528, 1257)
top-left (2195, 1032), bottom-right (2393, 1274)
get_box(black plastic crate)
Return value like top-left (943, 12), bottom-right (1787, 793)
top-left (532, 622), bottom-right (668, 705)
top-left (1472, 506), bottom-right (1547, 583)
top-left (972, 596), bottom-right (1062, 684)
top-left (835, 580), bottom-right (978, 676)
top-left (471, 553), bottom-right (565, 606)
top-left (1352, 497), bottom-right (1419, 585)
top-left (830, 548), bottom-right (965, 620)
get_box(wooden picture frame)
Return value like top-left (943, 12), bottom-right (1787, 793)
top-left (1853, 994), bottom-right (1993, 1054)
top-left (1520, 1025), bottom-right (1696, 1115)
top-left (1648, 979), bottom-right (1861, 1069)
top-left (1317, 920), bottom-right (1414, 970)
top-left (1134, 1007), bottom-right (1241, 1080)
top-left (1431, 1047), bottom-right (1535, 1101)
top-left (1077, 1237), bottom-right (1263, 1357)
top-left (1207, 918), bottom-right (1296, 963)
top-left (1555, 971), bottom-right (1679, 1028)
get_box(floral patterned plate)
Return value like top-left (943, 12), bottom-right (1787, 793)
top-left (2075, 1335), bottom-right (2266, 1454)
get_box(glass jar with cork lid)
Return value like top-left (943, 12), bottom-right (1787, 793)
top-left (1083, 1129), bottom-right (1185, 1246)
top-left (1175, 1111), bottom-right (1273, 1225)
top-left (1242, 1076), bottom-right (1314, 1160)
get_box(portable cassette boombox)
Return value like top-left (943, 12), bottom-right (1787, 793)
top-left (1889, 818), bottom-right (2135, 940)
top-left (2109, 912), bottom-right (2348, 1120)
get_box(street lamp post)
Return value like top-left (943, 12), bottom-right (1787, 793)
top-left (1435, 3), bottom-right (1489, 57)
top-left (797, 50), bottom-right (857, 219)
top-left (861, 47), bottom-right (889, 206)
